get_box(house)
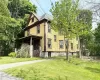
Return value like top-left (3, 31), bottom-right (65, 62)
top-left (16, 13), bottom-right (79, 58)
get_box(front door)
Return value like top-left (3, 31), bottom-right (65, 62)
top-left (33, 39), bottom-right (40, 57)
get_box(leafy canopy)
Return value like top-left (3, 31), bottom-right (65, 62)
top-left (50, 0), bottom-right (92, 38)
top-left (8, 0), bottom-right (37, 18)
top-left (50, 0), bottom-right (80, 38)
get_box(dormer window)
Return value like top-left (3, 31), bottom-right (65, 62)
top-left (32, 17), bottom-right (34, 22)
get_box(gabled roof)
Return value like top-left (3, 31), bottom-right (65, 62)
top-left (39, 13), bottom-right (53, 21)
top-left (32, 13), bottom-right (41, 20)
top-left (23, 13), bottom-right (53, 31)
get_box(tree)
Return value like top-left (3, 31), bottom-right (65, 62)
top-left (94, 23), bottom-right (100, 56)
top-left (0, 0), bottom-right (11, 55)
top-left (0, 0), bottom-right (10, 17)
top-left (0, 0), bottom-right (36, 56)
top-left (50, 0), bottom-right (92, 60)
top-left (8, 0), bottom-right (37, 18)
top-left (50, 0), bottom-right (80, 60)
top-left (78, 10), bottom-right (92, 56)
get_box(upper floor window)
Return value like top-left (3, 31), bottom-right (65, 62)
top-left (48, 38), bottom-right (52, 48)
top-left (59, 40), bottom-right (64, 49)
top-left (27, 29), bottom-right (30, 36)
top-left (37, 24), bottom-right (40, 34)
top-left (32, 17), bottom-right (34, 22)
top-left (54, 35), bottom-right (56, 42)
top-left (76, 37), bottom-right (78, 41)
top-left (77, 44), bottom-right (78, 49)
top-left (71, 43), bottom-right (73, 50)
top-left (48, 23), bottom-right (51, 33)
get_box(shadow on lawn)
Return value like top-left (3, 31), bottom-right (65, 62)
top-left (85, 67), bottom-right (100, 73)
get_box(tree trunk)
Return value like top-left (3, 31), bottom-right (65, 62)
top-left (65, 39), bottom-right (69, 61)
top-left (79, 38), bottom-right (82, 58)
top-left (66, 45), bottom-right (69, 61)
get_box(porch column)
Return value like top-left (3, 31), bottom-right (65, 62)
top-left (30, 37), bottom-right (33, 58)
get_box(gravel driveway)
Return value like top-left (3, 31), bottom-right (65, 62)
top-left (0, 59), bottom-right (47, 80)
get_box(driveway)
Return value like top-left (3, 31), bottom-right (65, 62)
top-left (0, 59), bottom-right (47, 80)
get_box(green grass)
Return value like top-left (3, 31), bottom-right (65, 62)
top-left (0, 56), bottom-right (41, 64)
top-left (4, 57), bottom-right (100, 80)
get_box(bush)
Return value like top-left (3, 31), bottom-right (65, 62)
top-left (8, 52), bottom-right (16, 58)
top-left (17, 44), bottom-right (30, 58)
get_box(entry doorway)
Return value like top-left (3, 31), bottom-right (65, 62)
top-left (33, 39), bottom-right (40, 57)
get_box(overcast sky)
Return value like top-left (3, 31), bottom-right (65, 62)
top-left (30, 0), bottom-right (100, 29)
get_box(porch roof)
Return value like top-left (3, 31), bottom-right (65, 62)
top-left (17, 35), bottom-right (42, 41)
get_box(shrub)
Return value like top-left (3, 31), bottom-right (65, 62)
top-left (17, 44), bottom-right (30, 58)
top-left (8, 52), bottom-right (16, 58)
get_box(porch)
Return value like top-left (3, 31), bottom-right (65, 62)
top-left (16, 35), bottom-right (42, 58)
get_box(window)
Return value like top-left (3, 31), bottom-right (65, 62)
top-left (37, 24), bottom-right (40, 33)
top-left (77, 44), bottom-right (78, 49)
top-left (27, 29), bottom-right (30, 36)
top-left (48, 38), bottom-right (52, 48)
top-left (48, 23), bottom-right (51, 33)
top-left (54, 35), bottom-right (56, 42)
top-left (71, 43), bottom-right (73, 50)
top-left (59, 40), bottom-right (64, 49)
top-left (65, 40), bottom-right (68, 48)
top-left (32, 17), bottom-right (34, 22)
top-left (76, 37), bottom-right (78, 41)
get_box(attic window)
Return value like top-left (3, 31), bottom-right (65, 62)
top-left (32, 17), bottom-right (34, 22)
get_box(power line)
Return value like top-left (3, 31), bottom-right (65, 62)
top-left (35, 0), bottom-right (45, 13)
top-left (38, 8), bottom-right (44, 14)
top-left (50, 0), bottom-right (53, 6)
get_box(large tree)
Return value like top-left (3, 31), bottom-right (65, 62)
top-left (0, 0), bottom-right (37, 56)
top-left (50, 0), bottom-right (80, 60)
top-left (8, 0), bottom-right (36, 18)
top-left (94, 23), bottom-right (100, 56)
top-left (78, 10), bottom-right (92, 56)
top-left (50, 0), bottom-right (92, 60)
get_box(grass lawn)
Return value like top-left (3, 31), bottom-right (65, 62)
top-left (4, 57), bottom-right (100, 80)
top-left (0, 56), bottom-right (41, 64)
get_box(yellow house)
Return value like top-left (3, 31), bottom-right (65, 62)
top-left (18, 13), bottom-right (79, 57)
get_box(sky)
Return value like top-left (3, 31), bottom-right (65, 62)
top-left (30, 0), bottom-right (100, 29)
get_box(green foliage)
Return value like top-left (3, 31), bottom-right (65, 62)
top-left (0, 0), bottom-right (37, 56)
top-left (78, 10), bottom-right (92, 36)
top-left (8, 52), bottom-right (16, 57)
top-left (50, 0), bottom-right (92, 38)
top-left (50, 0), bottom-right (80, 38)
top-left (93, 23), bottom-right (100, 56)
top-left (8, 0), bottom-right (36, 18)
top-left (17, 44), bottom-right (30, 58)
top-left (0, 0), bottom-right (10, 16)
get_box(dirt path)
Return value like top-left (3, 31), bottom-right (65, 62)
top-left (0, 59), bottom-right (46, 70)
